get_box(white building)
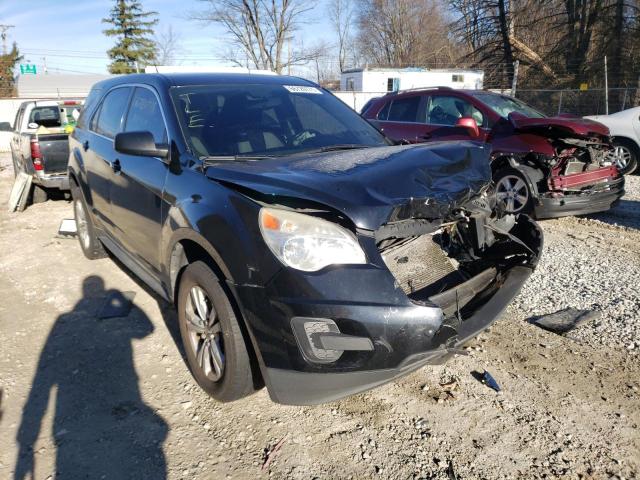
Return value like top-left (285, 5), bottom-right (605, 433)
top-left (340, 67), bottom-right (484, 93)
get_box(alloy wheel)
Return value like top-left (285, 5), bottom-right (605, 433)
top-left (611, 145), bottom-right (632, 171)
top-left (185, 286), bottom-right (225, 382)
top-left (74, 199), bottom-right (90, 250)
top-left (495, 175), bottom-right (529, 213)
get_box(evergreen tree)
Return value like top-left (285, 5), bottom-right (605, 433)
top-left (0, 42), bottom-right (22, 97)
top-left (102, 0), bottom-right (158, 74)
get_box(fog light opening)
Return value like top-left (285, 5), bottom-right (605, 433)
top-left (291, 317), bottom-right (343, 364)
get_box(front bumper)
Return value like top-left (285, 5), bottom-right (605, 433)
top-left (233, 216), bottom-right (542, 405)
top-left (534, 176), bottom-right (624, 219)
top-left (263, 266), bottom-right (532, 405)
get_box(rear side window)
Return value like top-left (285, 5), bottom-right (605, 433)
top-left (29, 106), bottom-right (61, 128)
top-left (124, 87), bottom-right (167, 144)
top-left (387, 96), bottom-right (421, 122)
top-left (76, 88), bottom-right (102, 129)
top-left (93, 87), bottom-right (131, 139)
top-left (428, 95), bottom-right (484, 126)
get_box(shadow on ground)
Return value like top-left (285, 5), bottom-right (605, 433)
top-left (14, 276), bottom-right (168, 480)
top-left (586, 199), bottom-right (640, 229)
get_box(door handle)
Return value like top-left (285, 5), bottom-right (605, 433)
top-left (112, 159), bottom-right (121, 173)
top-left (82, 140), bottom-right (89, 151)
top-left (419, 133), bottom-right (432, 140)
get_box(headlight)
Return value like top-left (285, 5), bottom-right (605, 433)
top-left (259, 207), bottom-right (366, 272)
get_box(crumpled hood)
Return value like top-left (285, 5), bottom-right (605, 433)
top-left (509, 113), bottom-right (610, 137)
top-left (205, 142), bottom-right (492, 230)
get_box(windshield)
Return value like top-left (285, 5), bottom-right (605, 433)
top-left (472, 93), bottom-right (546, 119)
top-left (170, 83), bottom-right (387, 158)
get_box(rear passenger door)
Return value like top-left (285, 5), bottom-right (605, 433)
top-left (372, 95), bottom-right (430, 143)
top-left (85, 86), bottom-right (132, 230)
top-left (109, 86), bottom-right (169, 273)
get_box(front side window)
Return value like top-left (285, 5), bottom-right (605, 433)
top-left (427, 95), bottom-right (484, 126)
top-left (124, 87), bottom-right (167, 144)
top-left (94, 87), bottom-right (131, 139)
top-left (171, 83), bottom-right (387, 158)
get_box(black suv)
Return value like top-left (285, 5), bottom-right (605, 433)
top-left (69, 73), bottom-right (542, 405)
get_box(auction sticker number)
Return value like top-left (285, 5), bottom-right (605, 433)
top-left (284, 85), bottom-right (322, 94)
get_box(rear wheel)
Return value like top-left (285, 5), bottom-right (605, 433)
top-left (70, 184), bottom-right (106, 259)
top-left (177, 261), bottom-right (254, 402)
top-left (31, 185), bottom-right (48, 204)
top-left (493, 167), bottom-right (534, 215)
top-left (610, 139), bottom-right (638, 175)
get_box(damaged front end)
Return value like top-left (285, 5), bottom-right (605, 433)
top-left (379, 192), bottom-right (542, 353)
top-left (253, 193), bottom-right (542, 405)
top-left (499, 123), bottom-right (625, 218)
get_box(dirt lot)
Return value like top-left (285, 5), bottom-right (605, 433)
top-left (0, 152), bottom-right (639, 479)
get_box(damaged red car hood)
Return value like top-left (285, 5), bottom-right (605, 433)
top-left (509, 112), bottom-right (610, 138)
top-left (204, 142), bottom-right (492, 230)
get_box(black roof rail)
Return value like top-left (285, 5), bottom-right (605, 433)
top-left (385, 85), bottom-right (455, 96)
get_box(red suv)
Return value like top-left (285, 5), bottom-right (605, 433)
top-left (362, 88), bottom-right (624, 218)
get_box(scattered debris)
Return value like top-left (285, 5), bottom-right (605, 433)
top-left (528, 308), bottom-right (600, 335)
top-left (98, 291), bottom-right (136, 319)
top-left (8, 172), bottom-right (31, 212)
top-left (262, 435), bottom-right (287, 471)
top-left (472, 370), bottom-right (501, 392)
top-left (57, 218), bottom-right (77, 237)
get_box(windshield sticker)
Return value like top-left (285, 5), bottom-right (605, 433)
top-left (284, 85), bottom-right (322, 94)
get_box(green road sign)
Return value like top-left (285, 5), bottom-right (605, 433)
top-left (20, 64), bottom-right (37, 75)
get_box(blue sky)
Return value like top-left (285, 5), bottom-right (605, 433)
top-left (0, 0), bottom-right (332, 75)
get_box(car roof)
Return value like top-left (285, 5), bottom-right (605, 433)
top-left (89, 72), bottom-right (317, 92)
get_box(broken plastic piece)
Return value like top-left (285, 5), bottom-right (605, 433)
top-left (58, 219), bottom-right (77, 237)
top-left (528, 308), bottom-right (599, 334)
top-left (472, 370), bottom-right (501, 392)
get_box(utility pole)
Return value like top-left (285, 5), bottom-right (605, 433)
top-left (604, 55), bottom-right (609, 115)
top-left (41, 57), bottom-right (48, 74)
top-left (511, 60), bottom-right (520, 97)
top-left (0, 24), bottom-right (15, 55)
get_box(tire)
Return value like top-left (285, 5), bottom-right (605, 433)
top-left (70, 184), bottom-right (107, 259)
top-left (493, 167), bottom-right (534, 215)
top-left (31, 185), bottom-right (48, 204)
top-left (177, 261), bottom-right (254, 402)
top-left (610, 139), bottom-right (638, 175)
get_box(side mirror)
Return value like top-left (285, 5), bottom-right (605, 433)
top-left (456, 117), bottom-right (480, 138)
top-left (0, 122), bottom-right (11, 132)
top-left (114, 131), bottom-right (168, 158)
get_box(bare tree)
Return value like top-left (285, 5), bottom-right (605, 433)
top-left (192, 0), bottom-right (315, 73)
top-left (356, 0), bottom-right (457, 68)
top-left (328, 0), bottom-right (354, 72)
top-left (154, 25), bottom-right (182, 65)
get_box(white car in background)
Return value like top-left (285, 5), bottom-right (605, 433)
top-left (586, 106), bottom-right (640, 174)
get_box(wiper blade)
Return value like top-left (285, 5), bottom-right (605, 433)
top-left (318, 144), bottom-right (371, 152)
top-left (202, 154), bottom-right (273, 165)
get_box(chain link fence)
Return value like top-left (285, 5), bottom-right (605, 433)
top-left (515, 88), bottom-right (639, 117)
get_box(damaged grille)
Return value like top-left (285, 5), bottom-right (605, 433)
top-left (381, 234), bottom-right (465, 298)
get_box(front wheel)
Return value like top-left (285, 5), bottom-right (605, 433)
top-left (493, 167), bottom-right (534, 215)
top-left (610, 139), bottom-right (638, 175)
top-left (177, 261), bottom-right (255, 402)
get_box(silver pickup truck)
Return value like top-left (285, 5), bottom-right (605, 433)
top-left (10, 100), bottom-right (82, 202)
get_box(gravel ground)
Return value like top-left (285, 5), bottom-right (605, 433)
top-left (0, 153), bottom-right (638, 480)
top-left (513, 175), bottom-right (640, 352)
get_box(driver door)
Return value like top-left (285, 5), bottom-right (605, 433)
top-left (423, 94), bottom-right (489, 142)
